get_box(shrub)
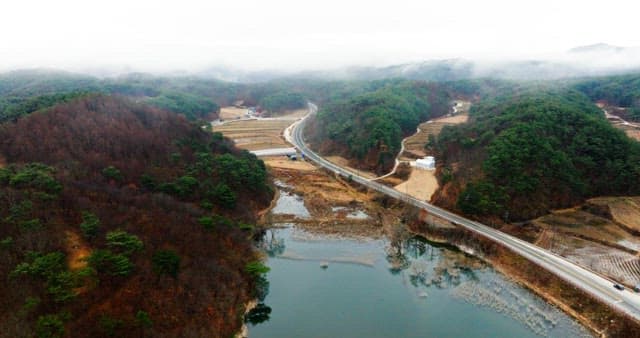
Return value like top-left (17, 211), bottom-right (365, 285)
top-left (102, 166), bottom-right (123, 182)
top-left (152, 250), bottom-right (180, 278)
top-left (79, 212), bottom-right (100, 239)
top-left (106, 230), bottom-right (143, 255)
top-left (36, 314), bottom-right (65, 338)
top-left (87, 250), bottom-right (133, 277)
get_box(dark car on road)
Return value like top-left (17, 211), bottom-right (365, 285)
top-left (614, 284), bottom-right (625, 291)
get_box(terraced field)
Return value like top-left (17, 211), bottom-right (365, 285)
top-left (213, 119), bottom-right (293, 151)
top-left (536, 229), bottom-right (640, 287)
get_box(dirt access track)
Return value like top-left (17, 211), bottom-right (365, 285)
top-left (390, 100), bottom-right (470, 202)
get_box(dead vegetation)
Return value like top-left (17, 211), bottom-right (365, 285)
top-left (520, 197), bottom-right (640, 289)
top-left (401, 101), bottom-right (469, 160)
top-left (410, 219), bottom-right (640, 337)
top-left (263, 159), bottom-right (403, 238)
top-left (213, 119), bottom-right (292, 150)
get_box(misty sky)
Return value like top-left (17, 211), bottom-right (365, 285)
top-left (2, 0), bottom-right (639, 72)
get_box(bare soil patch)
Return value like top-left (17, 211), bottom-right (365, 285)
top-left (276, 108), bottom-right (308, 119)
top-left (219, 106), bottom-right (248, 120)
top-left (394, 168), bottom-right (438, 202)
top-left (263, 157), bottom-right (316, 171)
top-left (433, 114), bottom-right (469, 124)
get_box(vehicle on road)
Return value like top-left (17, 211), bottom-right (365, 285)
top-left (614, 284), bottom-right (625, 291)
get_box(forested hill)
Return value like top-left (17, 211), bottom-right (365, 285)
top-left (573, 73), bottom-right (640, 121)
top-left (0, 95), bottom-right (272, 337)
top-left (0, 70), bottom-right (313, 123)
top-left (432, 90), bottom-right (640, 221)
top-left (307, 80), bottom-right (451, 174)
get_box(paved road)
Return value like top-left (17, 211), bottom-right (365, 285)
top-left (291, 103), bottom-right (640, 321)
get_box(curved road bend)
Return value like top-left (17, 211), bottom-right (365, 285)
top-left (289, 103), bottom-right (640, 321)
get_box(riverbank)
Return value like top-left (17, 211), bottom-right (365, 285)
top-left (249, 163), bottom-right (593, 337)
top-left (409, 217), bottom-right (640, 337)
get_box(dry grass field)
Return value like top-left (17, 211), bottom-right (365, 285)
top-left (213, 119), bottom-right (292, 150)
top-left (213, 109), bottom-right (308, 151)
top-left (219, 106), bottom-right (247, 120)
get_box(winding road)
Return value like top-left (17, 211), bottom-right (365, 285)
top-left (287, 102), bottom-right (640, 322)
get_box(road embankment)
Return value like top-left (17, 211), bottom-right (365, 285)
top-left (409, 218), bottom-right (640, 337)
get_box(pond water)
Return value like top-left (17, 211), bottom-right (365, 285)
top-left (249, 224), bottom-right (592, 338)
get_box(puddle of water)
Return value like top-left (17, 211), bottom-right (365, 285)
top-left (271, 191), bottom-right (311, 219)
top-left (331, 206), bottom-right (370, 220)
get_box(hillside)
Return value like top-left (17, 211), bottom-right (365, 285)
top-left (432, 90), bottom-right (640, 221)
top-left (307, 80), bottom-right (451, 174)
top-left (574, 73), bottom-right (640, 121)
top-left (0, 95), bottom-right (272, 337)
top-left (0, 70), bottom-right (323, 125)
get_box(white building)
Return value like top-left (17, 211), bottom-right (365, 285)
top-left (415, 156), bottom-right (435, 170)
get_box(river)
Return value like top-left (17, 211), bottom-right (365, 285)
top-left (247, 188), bottom-right (593, 337)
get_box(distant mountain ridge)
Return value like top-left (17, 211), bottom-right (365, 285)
top-left (569, 43), bottom-right (627, 54)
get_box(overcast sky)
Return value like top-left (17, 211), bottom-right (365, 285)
top-left (1, 0), bottom-right (639, 72)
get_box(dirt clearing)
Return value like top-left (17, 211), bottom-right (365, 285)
top-left (219, 106), bottom-right (247, 120)
top-left (394, 168), bottom-right (438, 202)
top-left (275, 108), bottom-right (308, 119)
top-left (263, 157), bottom-right (316, 171)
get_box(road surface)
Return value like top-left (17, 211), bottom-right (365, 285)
top-left (289, 102), bottom-right (640, 321)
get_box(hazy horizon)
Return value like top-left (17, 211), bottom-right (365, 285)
top-left (2, 0), bottom-right (640, 75)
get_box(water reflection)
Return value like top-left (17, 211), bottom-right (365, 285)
top-left (257, 228), bottom-right (286, 257)
top-left (250, 223), bottom-right (592, 338)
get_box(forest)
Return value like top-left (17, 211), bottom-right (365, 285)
top-left (433, 89), bottom-right (640, 221)
top-left (0, 95), bottom-right (272, 337)
top-left (308, 79), bottom-right (451, 173)
top-left (0, 70), bottom-right (311, 124)
top-left (573, 73), bottom-right (640, 121)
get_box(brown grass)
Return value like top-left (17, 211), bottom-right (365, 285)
top-left (402, 114), bottom-right (469, 159)
top-left (263, 157), bottom-right (317, 171)
top-left (326, 156), bottom-right (377, 179)
top-left (64, 230), bottom-right (90, 271)
top-left (590, 196), bottom-right (640, 233)
top-left (213, 119), bottom-right (292, 150)
top-left (410, 221), bottom-right (640, 337)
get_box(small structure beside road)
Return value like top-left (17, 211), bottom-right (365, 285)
top-left (415, 156), bottom-right (435, 170)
